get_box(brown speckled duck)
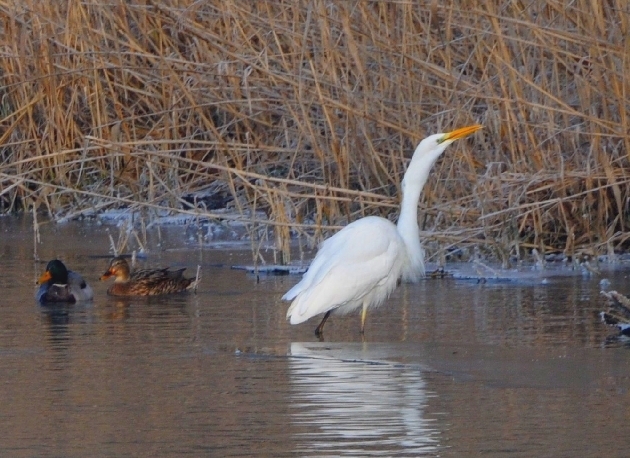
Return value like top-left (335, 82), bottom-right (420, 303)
top-left (100, 256), bottom-right (196, 297)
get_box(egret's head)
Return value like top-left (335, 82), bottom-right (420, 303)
top-left (403, 124), bottom-right (482, 191)
top-left (415, 124), bottom-right (483, 161)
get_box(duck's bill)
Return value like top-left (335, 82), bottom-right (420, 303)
top-left (38, 271), bottom-right (52, 284)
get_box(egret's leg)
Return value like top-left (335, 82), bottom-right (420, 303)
top-left (360, 302), bottom-right (368, 334)
top-left (315, 311), bottom-right (331, 337)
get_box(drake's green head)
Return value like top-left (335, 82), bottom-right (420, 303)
top-left (38, 259), bottom-right (70, 285)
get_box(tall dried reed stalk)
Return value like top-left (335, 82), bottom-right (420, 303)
top-left (0, 0), bottom-right (628, 263)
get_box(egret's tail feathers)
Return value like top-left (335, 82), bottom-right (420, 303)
top-left (284, 277), bottom-right (313, 323)
top-left (282, 288), bottom-right (298, 302)
top-left (285, 287), bottom-right (320, 324)
top-left (286, 298), bottom-right (307, 323)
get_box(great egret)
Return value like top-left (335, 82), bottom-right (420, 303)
top-left (284, 124), bottom-right (482, 336)
top-left (37, 259), bottom-right (94, 304)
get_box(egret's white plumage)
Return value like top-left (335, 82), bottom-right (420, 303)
top-left (284, 125), bottom-right (482, 336)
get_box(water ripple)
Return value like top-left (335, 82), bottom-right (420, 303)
top-left (289, 343), bottom-right (440, 457)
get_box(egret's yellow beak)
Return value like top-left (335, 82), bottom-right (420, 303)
top-left (439, 124), bottom-right (483, 143)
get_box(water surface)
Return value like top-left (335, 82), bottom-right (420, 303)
top-left (0, 216), bottom-right (628, 457)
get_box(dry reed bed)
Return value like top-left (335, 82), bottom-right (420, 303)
top-left (0, 0), bottom-right (628, 263)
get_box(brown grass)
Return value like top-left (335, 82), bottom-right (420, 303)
top-left (0, 0), bottom-right (628, 263)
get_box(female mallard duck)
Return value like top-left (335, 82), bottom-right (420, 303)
top-left (100, 256), bottom-right (196, 296)
top-left (36, 259), bottom-right (94, 304)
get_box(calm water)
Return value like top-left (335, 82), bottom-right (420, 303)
top-left (0, 216), bottom-right (629, 457)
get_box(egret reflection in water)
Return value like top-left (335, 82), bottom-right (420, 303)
top-left (289, 342), bottom-right (440, 456)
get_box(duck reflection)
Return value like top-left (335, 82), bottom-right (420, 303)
top-left (289, 342), bottom-right (440, 456)
top-left (39, 304), bottom-right (73, 348)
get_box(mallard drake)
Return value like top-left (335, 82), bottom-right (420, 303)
top-left (600, 290), bottom-right (630, 336)
top-left (36, 259), bottom-right (94, 304)
top-left (100, 256), bottom-right (196, 296)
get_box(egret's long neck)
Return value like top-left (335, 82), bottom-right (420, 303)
top-left (396, 159), bottom-right (434, 279)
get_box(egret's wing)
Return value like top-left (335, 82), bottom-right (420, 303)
top-left (284, 217), bottom-right (393, 299)
top-left (285, 217), bottom-right (403, 324)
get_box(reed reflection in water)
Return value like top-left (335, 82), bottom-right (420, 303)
top-left (289, 342), bottom-right (440, 456)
